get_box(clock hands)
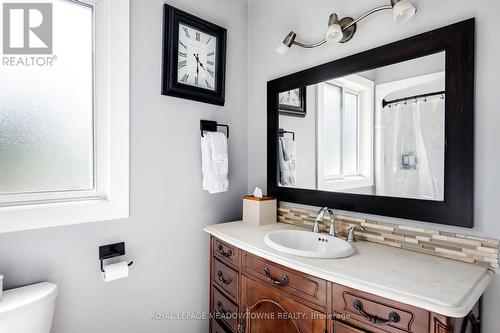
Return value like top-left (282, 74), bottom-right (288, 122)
top-left (193, 53), bottom-right (204, 87)
top-left (193, 53), bottom-right (206, 71)
top-left (189, 53), bottom-right (213, 89)
top-left (194, 53), bottom-right (215, 79)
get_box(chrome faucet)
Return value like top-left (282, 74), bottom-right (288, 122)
top-left (313, 207), bottom-right (336, 237)
top-left (312, 207), bottom-right (327, 233)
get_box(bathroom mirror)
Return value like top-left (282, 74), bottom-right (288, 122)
top-left (268, 19), bottom-right (474, 227)
top-left (278, 52), bottom-right (446, 201)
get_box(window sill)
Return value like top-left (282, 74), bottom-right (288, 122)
top-left (0, 196), bottom-right (129, 233)
top-left (318, 176), bottom-right (373, 192)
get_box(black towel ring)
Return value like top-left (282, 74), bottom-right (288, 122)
top-left (200, 120), bottom-right (229, 138)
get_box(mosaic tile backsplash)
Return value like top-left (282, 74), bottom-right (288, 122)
top-left (278, 205), bottom-right (499, 269)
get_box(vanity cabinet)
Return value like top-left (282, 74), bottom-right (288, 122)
top-left (241, 252), bottom-right (328, 310)
top-left (241, 276), bottom-right (327, 333)
top-left (333, 285), bottom-right (429, 333)
top-left (209, 236), bottom-right (469, 333)
top-left (332, 321), bottom-right (366, 333)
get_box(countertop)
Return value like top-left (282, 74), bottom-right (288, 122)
top-left (203, 221), bottom-right (493, 318)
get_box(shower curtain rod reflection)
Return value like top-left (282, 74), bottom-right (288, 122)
top-left (382, 90), bottom-right (445, 108)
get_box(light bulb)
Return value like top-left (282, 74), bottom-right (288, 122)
top-left (275, 31), bottom-right (296, 56)
top-left (392, 0), bottom-right (416, 23)
top-left (325, 13), bottom-right (344, 43)
top-left (275, 43), bottom-right (290, 56)
top-left (326, 24), bottom-right (343, 43)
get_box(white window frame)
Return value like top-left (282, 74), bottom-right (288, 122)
top-left (317, 74), bottom-right (374, 192)
top-left (0, 0), bottom-right (130, 233)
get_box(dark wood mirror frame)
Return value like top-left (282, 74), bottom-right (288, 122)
top-left (267, 19), bottom-right (474, 227)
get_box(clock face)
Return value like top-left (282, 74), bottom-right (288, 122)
top-left (177, 23), bottom-right (217, 91)
top-left (279, 89), bottom-right (301, 107)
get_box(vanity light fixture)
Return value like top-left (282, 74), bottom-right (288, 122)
top-left (275, 31), bottom-right (297, 56)
top-left (275, 0), bottom-right (417, 56)
top-left (325, 13), bottom-right (343, 43)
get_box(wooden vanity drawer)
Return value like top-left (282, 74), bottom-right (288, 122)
top-left (242, 252), bottom-right (327, 308)
top-left (213, 258), bottom-right (239, 301)
top-left (210, 319), bottom-right (230, 333)
top-left (333, 285), bottom-right (429, 333)
top-left (212, 287), bottom-right (238, 332)
top-left (213, 237), bottom-right (240, 269)
top-left (333, 321), bottom-right (367, 333)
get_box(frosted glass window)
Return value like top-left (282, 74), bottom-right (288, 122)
top-left (0, 0), bottom-right (94, 194)
top-left (323, 84), bottom-right (342, 177)
top-left (343, 92), bottom-right (359, 175)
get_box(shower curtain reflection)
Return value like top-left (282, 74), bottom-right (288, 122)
top-left (379, 96), bottom-right (445, 201)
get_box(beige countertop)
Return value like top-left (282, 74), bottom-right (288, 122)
top-left (204, 221), bottom-right (493, 318)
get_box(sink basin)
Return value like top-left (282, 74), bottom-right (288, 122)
top-left (264, 230), bottom-right (355, 259)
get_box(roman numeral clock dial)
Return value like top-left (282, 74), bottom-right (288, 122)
top-left (177, 23), bottom-right (217, 91)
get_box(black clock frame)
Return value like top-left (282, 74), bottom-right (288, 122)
top-left (162, 4), bottom-right (227, 106)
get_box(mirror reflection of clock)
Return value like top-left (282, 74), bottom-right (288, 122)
top-left (279, 89), bottom-right (301, 107)
top-left (177, 23), bottom-right (217, 91)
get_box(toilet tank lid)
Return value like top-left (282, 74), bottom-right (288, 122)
top-left (0, 282), bottom-right (58, 315)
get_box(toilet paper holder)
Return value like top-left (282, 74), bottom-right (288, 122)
top-left (99, 242), bottom-right (134, 273)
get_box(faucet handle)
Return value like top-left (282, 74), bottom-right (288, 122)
top-left (346, 225), bottom-right (365, 242)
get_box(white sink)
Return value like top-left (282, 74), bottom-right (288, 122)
top-left (264, 230), bottom-right (355, 259)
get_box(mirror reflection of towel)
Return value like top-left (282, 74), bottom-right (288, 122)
top-left (278, 137), bottom-right (296, 186)
top-left (281, 137), bottom-right (296, 162)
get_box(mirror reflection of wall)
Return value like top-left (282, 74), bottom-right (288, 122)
top-left (277, 51), bottom-right (445, 201)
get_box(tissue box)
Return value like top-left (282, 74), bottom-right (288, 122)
top-left (243, 196), bottom-right (277, 226)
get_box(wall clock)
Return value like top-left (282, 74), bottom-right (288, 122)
top-left (162, 4), bottom-right (227, 106)
top-left (279, 87), bottom-right (307, 117)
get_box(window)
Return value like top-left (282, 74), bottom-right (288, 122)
top-left (343, 91), bottom-right (359, 175)
top-left (0, 0), bottom-right (129, 233)
top-left (317, 75), bottom-right (374, 192)
top-left (322, 84), bottom-right (360, 178)
top-left (1, 0), bottom-right (95, 199)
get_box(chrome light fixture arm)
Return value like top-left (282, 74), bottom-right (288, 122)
top-left (293, 39), bottom-right (327, 49)
top-left (291, 4), bottom-right (393, 48)
top-left (342, 5), bottom-right (393, 31)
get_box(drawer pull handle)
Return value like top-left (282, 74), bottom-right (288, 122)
top-left (217, 271), bottom-right (233, 285)
top-left (263, 266), bottom-right (289, 286)
top-left (216, 300), bottom-right (232, 316)
top-left (353, 300), bottom-right (400, 325)
top-left (217, 244), bottom-right (233, 258)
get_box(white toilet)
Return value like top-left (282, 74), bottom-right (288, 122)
top-left (0, 282), bottom-right (58, 333)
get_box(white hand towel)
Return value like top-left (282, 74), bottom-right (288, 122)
top-left (207, 131), bottom-right (228, 162)
top-left (201, 133), bottom-right (228, 194)
top-left (278, 138), bottom-right (296, 186)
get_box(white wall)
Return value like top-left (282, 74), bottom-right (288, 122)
top-left (247, 0), bottom-right (500, 332)
top-left (0, 0), bottom-right (248, 332)
top-left (369, 51), bottom-right (445, 85)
